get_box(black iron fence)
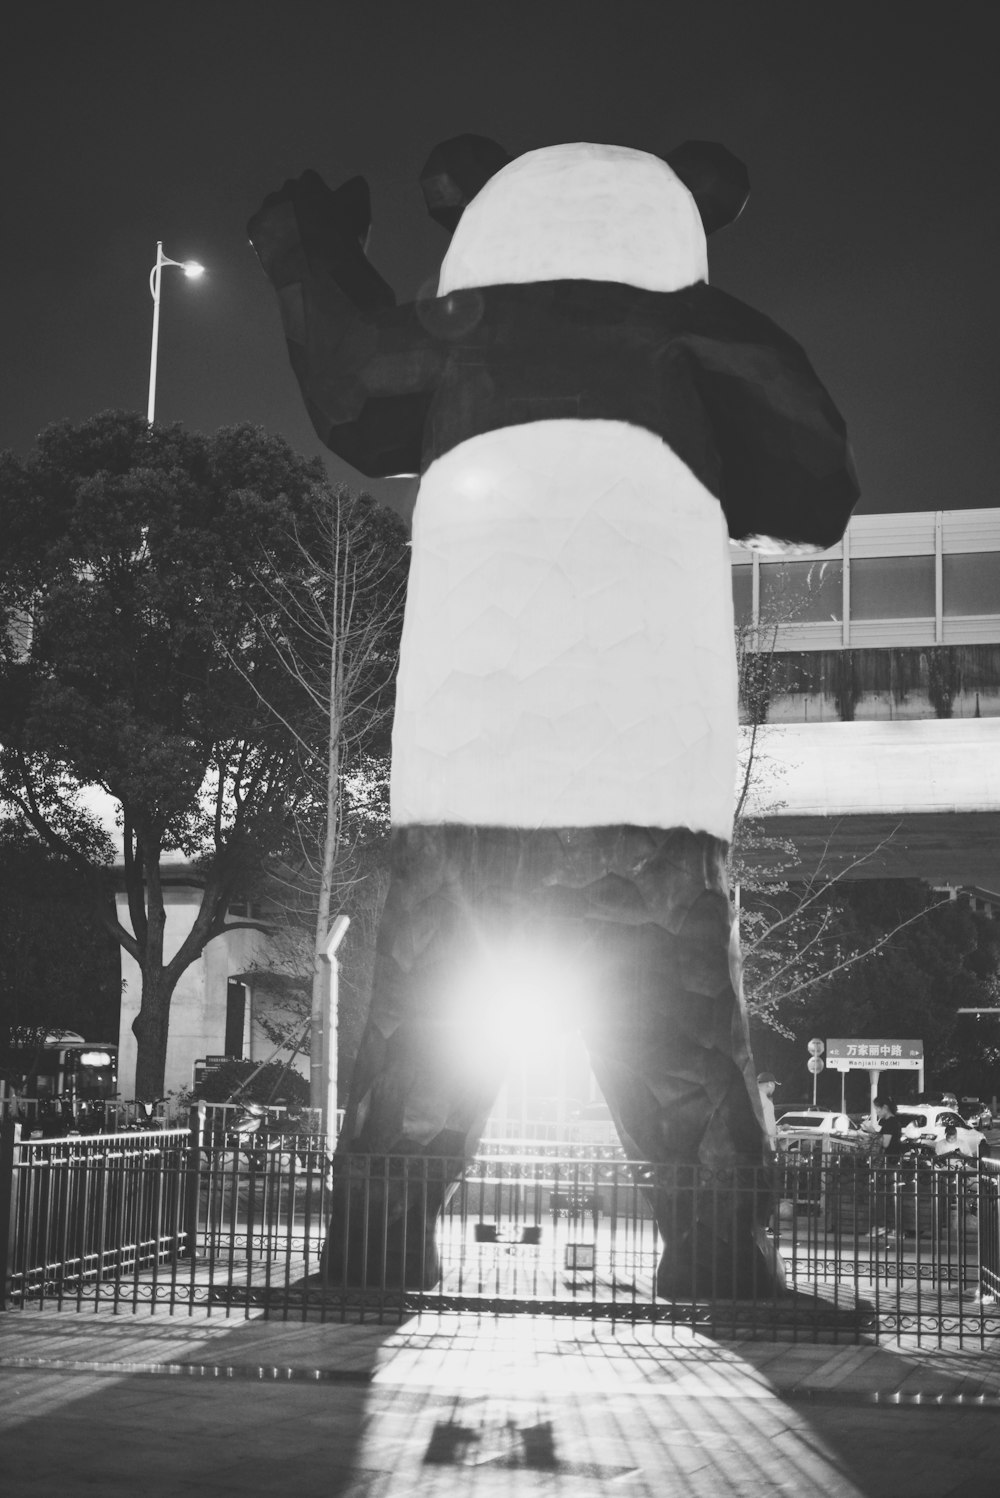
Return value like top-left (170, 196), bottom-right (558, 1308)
top-left (3, 1116), bottom-right (999, 1344)
top-left (0, 1095), bottom-right (173, 1135)
top-left (0, 1122), bottom-right (191, 1309)
top-left (195, 1100), bottom-right (325, 1148)
top-left (979, 1156), bottom-right (1000, 1302)
top-left (0, 1095), bottom-right (324, 1137)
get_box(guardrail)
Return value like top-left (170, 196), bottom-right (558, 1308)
top-left (0, 1097), bottom-right (172, 1133)
top-left (195, 1101), bottom-right (325, 1143)
top-left (979, 1156), bottom-right (1000, 1302)
top-left (1, 1121), bottom-right (190, 1309)
top-left (2, 1119), bottom-right (998, 1343)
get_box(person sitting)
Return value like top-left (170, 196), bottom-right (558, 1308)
top-left (934, 1123), bottom-right (962, 1162)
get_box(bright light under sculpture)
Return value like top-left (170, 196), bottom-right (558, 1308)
top-left (249, 136), bottom-right (859, 1295)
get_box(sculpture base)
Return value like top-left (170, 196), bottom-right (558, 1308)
top-left (326, 823), bottom-right (779, 1299)
top-left (320, 1155), bottom-right (456, 1292)
top-left (649, 1169), bottom-right (786, 1301)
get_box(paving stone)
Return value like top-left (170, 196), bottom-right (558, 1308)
top-left (3, 1307), bottom-right (1000, 1495)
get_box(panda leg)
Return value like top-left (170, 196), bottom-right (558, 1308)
top-left (322, 823), bottom-right (782, 1298)
top-left (322, 827), bottom-right (509, 1290)
top-left (578, 832), bottom-right (784, 1299)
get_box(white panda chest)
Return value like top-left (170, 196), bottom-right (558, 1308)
top-left (390, 418), bottom-right (738, 840)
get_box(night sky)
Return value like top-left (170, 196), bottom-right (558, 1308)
top-left (4, 1), bottom-right (997, 524)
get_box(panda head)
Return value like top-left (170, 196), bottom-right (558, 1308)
top-left (421, 137), bottom-right (749, 298)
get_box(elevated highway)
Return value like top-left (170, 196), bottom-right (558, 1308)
top-left (740, 712), bottom-right (1000, 887)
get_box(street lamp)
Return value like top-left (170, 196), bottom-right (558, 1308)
top-left (147, 241), bottom-right (204, 423)
top-left (315, 914), bottom-right (350, 1153)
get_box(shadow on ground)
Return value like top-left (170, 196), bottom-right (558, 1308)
top-left (2, 1310), bottom-right (1000, 1495)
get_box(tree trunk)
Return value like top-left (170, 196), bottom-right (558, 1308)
top-left (131, 967), bottom-right (177, 1100)
top-left (129, 854), bottom-right (175, 1101)
top-left (310, 609), bottom-right (344, 1116)
top-left (311, 527), bottom-right (351, 1116)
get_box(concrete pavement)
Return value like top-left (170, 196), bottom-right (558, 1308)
top-left (3, 1307), bottom-right (1000, 1495)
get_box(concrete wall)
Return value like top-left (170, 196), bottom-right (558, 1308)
top-left (743, 645), bottom-right (1000, 725)
top-left (115, 881), bottom-right (308, 1100)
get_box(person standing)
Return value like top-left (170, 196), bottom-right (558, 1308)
top-left (757, 1072), bottom-right (779, 1152)
top-left (873, 1094), bottom-right (903, 1238)
top-left (875, 1095), bottom-right (903, 1157)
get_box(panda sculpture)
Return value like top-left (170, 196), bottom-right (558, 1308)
top-left (249, 137), bottom-right (858, 1296)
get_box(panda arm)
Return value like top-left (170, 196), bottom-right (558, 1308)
top-left (678, 284), bottom-right (860, 549)
top-left (248, 171), bottom-right (442, 478)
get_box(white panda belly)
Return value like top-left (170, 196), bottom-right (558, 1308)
top-left (390, 419), bottom-right (738, 840)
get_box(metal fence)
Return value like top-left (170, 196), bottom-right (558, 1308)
top-left (0, 1096), bottom-right (173, 1133)
top-left (0, 1096), bottom-right (324, 1136)
top-left (0, 1123), bottom-right (191, 1309)
top-left (196, 1101), bottom-right (324, 1139)
top-left (979, 1156), bottom-right (1000, 1303)
top-left (3, 1116), bottom-right (999, 1345)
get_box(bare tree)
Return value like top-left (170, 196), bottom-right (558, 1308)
top-left (227, 489), bottom-right (407, 1090)
top-left (729, 598), bottom-right (940, 1034)
top-left (241, 759), bottom-right (393, 1082)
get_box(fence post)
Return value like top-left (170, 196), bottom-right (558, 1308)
top-left (183, 1104), bottom-right (204, 1262)
top-left (0, 1116), bottom-right (20, 1310)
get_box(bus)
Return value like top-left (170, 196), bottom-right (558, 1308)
top-left (31, 1032), bottom-right (118, 1104)
top-left (1, 1031), bottom-right (119, 1132)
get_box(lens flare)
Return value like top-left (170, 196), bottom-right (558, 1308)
top-left (443, 932), bottom-right (591, 1075)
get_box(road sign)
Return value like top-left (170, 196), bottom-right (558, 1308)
top-left (807, 1038), bottom-right (825, 1056)
top-left (825, 1039), bottom-right (923, 1070)
top-left (806, 1056), bottom-right (825, 1075)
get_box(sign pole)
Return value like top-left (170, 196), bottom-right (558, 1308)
top-left (806, 1039), bottom-right (825, 1109)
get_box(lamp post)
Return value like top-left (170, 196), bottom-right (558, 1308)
top-left (147, 241), bottom-right (204, 423)
top-left (314, 914), bottom-right (350, 1153)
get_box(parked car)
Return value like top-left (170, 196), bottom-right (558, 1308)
top-left (918, 1092), bottom-right (959, 1110)
top-left (776, 1110), bottom-right (862, 1150)
top-left (959, 1098), bottom-right (992, 1130)
top-left (893, 1105), bottom-right (989, 1160)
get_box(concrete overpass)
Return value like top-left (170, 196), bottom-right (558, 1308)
top-left (740, 718), bottom-right (1000, 887)
top-left (732, 507), bottom-right (1000, 890)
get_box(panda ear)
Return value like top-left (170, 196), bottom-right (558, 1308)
top-left (420, 135), bottom-right (512, 232)
top-left (664, 141), bottom-right (750, 235)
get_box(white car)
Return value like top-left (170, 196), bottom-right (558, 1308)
top-left (776, 1110), bottom-right (861, 1148)
top-left (959, 1098), bottom-right (993, 1130)
top-left (894, 1105), bottom-right (989, 1160)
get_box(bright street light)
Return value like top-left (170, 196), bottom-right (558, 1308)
top-left (147, 241), bottom-right (205, 423)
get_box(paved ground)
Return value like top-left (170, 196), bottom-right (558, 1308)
top-left (3, 1308), bottom-right (1000, 1496)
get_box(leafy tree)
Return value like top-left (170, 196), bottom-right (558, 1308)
top-left (184, 1057), bottom-right (311, 1109)
top-left (0, 819), bottom-right (121, 1082)
top-left (0, 410), bottom-right (368, 1097)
